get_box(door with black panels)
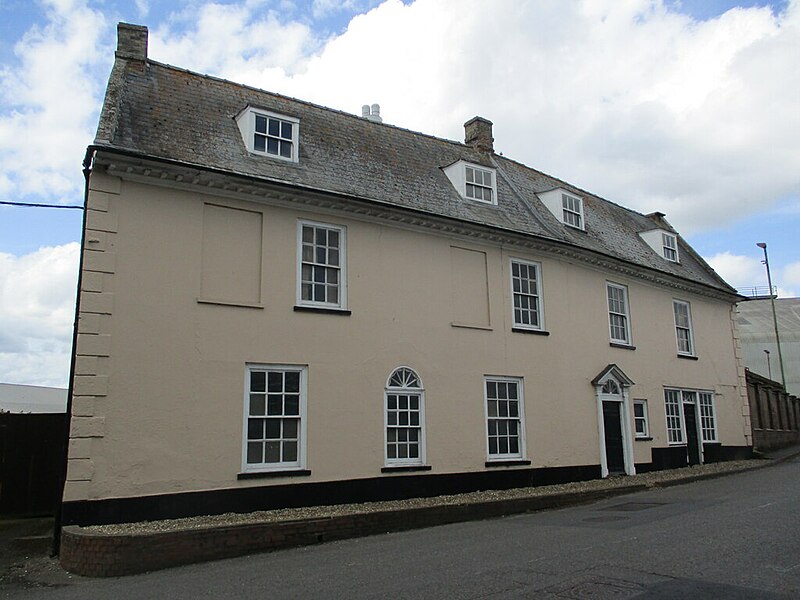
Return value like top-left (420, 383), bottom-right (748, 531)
top-left (603, 401), bottom-right (625, 474)
top-left (683, 402), bottom-right (701, 466)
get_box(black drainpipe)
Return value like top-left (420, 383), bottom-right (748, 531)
top-left (52, 147), bottom-right (94, 555)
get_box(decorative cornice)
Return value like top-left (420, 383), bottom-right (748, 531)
top-left (92, 149), bottom-right (739, 303)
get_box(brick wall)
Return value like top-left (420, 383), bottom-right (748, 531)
top-left (60, 485), bottom-right (643, 577)
top-left (747, 369), bottom-right (800, 451)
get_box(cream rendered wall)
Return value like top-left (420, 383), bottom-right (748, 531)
top-left (64, 174), bottom-right (748, 501)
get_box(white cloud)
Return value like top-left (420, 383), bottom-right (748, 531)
top-left (135, 0), bottom-right (149, 18)
top-left (707, 251), bottom-right (797, 297)
top-left (152, 0), bottom-right (799, 239)
top-left (149, 2), bottom-right (321, 83)
top-left (783, 261), bottom-right (800, 289)
top-left (706, 251), bottom-right (764, 288)
top-left (312, 0), bottom-right (362, 19)
top-left (0, 243), bottom-right (79, 386)
top-left (0, 0), bottom-right (109, 203)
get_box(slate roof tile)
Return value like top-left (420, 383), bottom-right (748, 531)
top-left (95, 57), bottom-right (735, 295)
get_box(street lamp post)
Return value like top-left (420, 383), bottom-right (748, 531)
top-left (764, 349), bottom-right (771, 380)
top-left (757, 242), bottom-right (786, 389)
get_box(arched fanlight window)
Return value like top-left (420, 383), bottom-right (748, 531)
top-left (387, 367), bottom-right (421, 390)
top-left (385, 367), bottom-right (425, 466)
top-left (601, 380), bottom-right (621, 395)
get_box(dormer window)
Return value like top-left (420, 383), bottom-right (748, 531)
top-left (442, 160), bottom-right (498, 206)
top-left (255, 114), bottom-right (294, 158)
top-left (537, 188), bottom-right (586, 230)
top-left (662, 233), bottom-right (678, 262)
top-left (465, 166), bottom-right (493, 203)
top-left (561, 194), bottom-right (584, 229)
top-left (236, 106), bottom-right (299, 163)
top-left (639, 229), bottom-right (680, 263)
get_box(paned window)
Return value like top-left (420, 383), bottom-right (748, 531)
top-left (511, 259), bottom-right (542, 330)
top-left (254, 114), bottom-right (295, 160)
top-left (465, 166), bottom-right (494, 203)
top-left (298, 221), bottom-right (346, 308)
top-left (562, 194), bottom-right (584, 229)
top-left (699, 392), bottom-right (717, 442)
top-left (244, 365), bottom-right (306, 471)
top-left (664, 389), bottom-right (684, 444)
top-left (607, 283), bottom-right (631, 344)
top-left (385, 367), bottom-right (425, 466)
top-left (485, 377), bottom-right (525, 459)
top-left (673, 300), bottom-right (694, 355)
top-left (634, 399), bottom-right (649, 438)
top-left (662, 233), bottom-right (678, 262)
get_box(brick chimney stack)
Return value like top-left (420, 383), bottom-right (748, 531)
top-left (116, 23), bottom-right (148, 62)
top-left (464, 117), bottom-right (494, 153)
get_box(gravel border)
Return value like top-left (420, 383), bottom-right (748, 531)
top-left (84, 459), bottom-right (758, 536)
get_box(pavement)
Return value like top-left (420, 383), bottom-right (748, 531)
top-left (2, 443), bottom-right (800, 592)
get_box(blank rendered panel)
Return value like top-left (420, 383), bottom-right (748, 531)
top-left (201, 204), bottom-right (262, 304)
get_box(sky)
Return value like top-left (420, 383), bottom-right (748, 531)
top-left (0, 0), bottom-right (798, 387)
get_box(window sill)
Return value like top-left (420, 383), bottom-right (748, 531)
top-left (197, 298), bottom-right (264, 309)
top-left (381, 465), bottom-right (432, 473)
top-left (238, 469), bottom-right (311, 480)
top-left (610, 342), bottom-right (636, 350)
top-left (485, 459), bottom-right (531, 468)
top-left (634, 436), bottom-right (653, 442)
top-left (451, 322), bottom-right (493, 331)
top-left (512, 327), bottom-right (550, 336)
top-left (677, 354), bottom-right (699, 361)
top-left (294, 305), bottom-right (351, 316)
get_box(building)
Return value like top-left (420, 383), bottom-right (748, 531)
top-left (60, 23), bottom-right (752, 526)
top-left (0, 383), bottom-right (67, 515)
top-left (0, 382), bottom-right (67, 414)
top-left (737, 297), bottom-right (800, 396)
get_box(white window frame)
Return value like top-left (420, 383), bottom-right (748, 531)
top-left (662, 233), bottom-right (679, 262)
top-left (633, 399), bottom-right (649, 438)
top-left (673, 299), bottom-right (694, 356)
top-left (296, 220), bottom-right (347, 310)
top-left (242, 364), bottom-right (308, 473)
top-left (484, 376), bottom-right (526, 461)
top-left (561, 193), bottom-right (584, 229)
top-left (464, 165), bottom-right (496, 204)
top-left (698, 391), bottom-right (718, 442)
top-left (237, 108), bottom-right (299, 163)
top-left (441, 160), bottom-right (498, 206)
top-left (664, 387), bottom-right (717, 447)
top-left (384, 367), bottom-right (426, 467)
top-left (606, 282), bottom-right (631, 345)
top-left (510, 258), bottom-right (544, 331)
top-left (664, 388), bottom-right (684, 445)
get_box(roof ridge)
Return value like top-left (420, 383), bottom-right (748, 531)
top-left (134, 58), bottom-right (665, 228)
top-left (141, 57), bottom-right (474, 151)
top-left (493, 154), bottom-right (651, 223)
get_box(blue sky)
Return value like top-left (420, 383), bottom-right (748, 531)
top-left (0, 0), bottom-right (798, 385)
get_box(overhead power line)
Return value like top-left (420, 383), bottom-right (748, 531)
top-left (0, 200), bottom-right (84, 209)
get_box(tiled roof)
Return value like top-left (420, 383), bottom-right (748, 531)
top-left (94, 55), bottom-right (736, 296)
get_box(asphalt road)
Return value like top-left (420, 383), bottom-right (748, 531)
top-left (9, 456), bottom-right (800, 599)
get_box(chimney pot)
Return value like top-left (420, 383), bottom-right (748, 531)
top-left (116, 22), bottom-right (148, 61)
top-left (464, 116), bottom-right (494, 153)
top-left (361, 103), bottom-right (383, 123)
